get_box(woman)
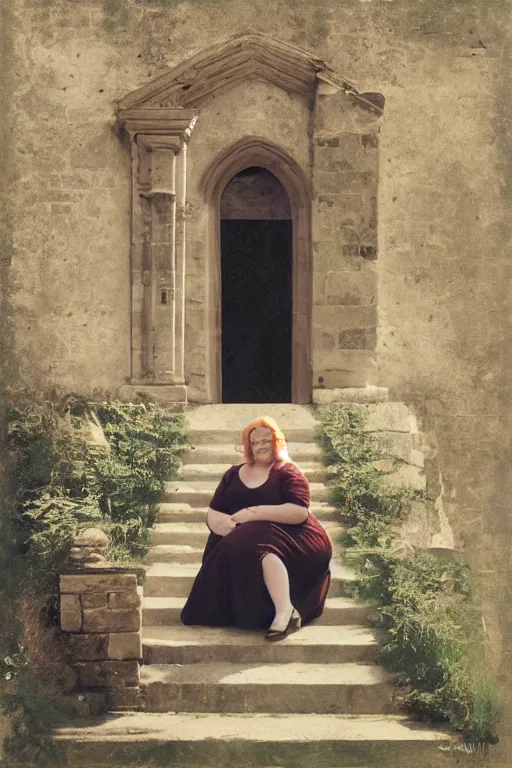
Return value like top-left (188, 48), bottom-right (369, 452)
top-left (181, 417), bottom-right (332, 640)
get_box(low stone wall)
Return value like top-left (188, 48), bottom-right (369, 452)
top-left (59, 564), bottom-right (145, 710)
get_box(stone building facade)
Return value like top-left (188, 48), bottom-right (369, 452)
top-left (2, 0), bottom-right (512, 763)
top-left (115, 33), bottom-right (382, 405)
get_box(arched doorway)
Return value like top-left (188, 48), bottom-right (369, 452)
top-left (201, 138), bottom-right (312, 404)
top-left (220, 167), bottom-right (292, 403)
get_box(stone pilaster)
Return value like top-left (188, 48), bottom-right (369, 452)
top-left (59, 564), bottom-right (145, 711)
top-left (117, 108), bottom-right (198, 404)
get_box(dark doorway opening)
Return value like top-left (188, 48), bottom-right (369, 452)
top-left (220, 167), bottom-right (292, 403)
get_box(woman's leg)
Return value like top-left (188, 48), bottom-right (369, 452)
top-left (261, 553), bottom-right (294, 630)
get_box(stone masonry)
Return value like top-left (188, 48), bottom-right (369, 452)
top-left (3, 2), bottom-right (512, 763)
top-left (59, 566), bottom-right (144, 710)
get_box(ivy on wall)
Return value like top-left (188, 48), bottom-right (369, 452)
top-left (317, 404), bottom-right (500, 751)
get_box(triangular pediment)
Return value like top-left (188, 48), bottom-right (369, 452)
top-left (118, 34), bottom-right (382, 112)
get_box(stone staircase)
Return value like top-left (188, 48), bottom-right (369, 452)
top-left (55, 403), bottom-right (457, 767)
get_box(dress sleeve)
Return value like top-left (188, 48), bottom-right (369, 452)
top-left (208, 466), bottom-right (236, 514)
top-left (279, 462), bottom-right (311, 508)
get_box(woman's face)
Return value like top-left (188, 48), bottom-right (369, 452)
top-left (250, 426), bottom-right (274, 464)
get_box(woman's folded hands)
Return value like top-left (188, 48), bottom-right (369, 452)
top-left (207, 503), bottom-right (309, 536)
top-left (207, 508), bottom-right (238, 536)
top-left (231, 507), bottom-right (256, 523)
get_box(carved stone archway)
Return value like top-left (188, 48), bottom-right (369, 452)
top-left (117, 34), bottom-right (384, 404)
top-left (201, 137), bottom-right (312, 404)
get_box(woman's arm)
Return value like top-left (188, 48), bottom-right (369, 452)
top-left (232, 503), bottom-right (308, 525)
top-left (253, 503), bottom-right (309, 523)
top-left (207, 507), bottom-right (237, 536)
top-left (205, 466), bottom-right (237, 535)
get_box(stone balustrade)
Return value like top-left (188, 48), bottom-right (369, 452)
top-left (59, 562), bottom-right (145, 710)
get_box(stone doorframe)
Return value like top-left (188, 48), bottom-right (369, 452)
top-left (116, 34), bottom-right (384, 405)
top-left (200, 137), bottom-right (312, 404)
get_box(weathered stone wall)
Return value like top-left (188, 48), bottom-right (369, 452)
top-left (312, 98), bottom-right (380, 390)
top-left (60, 568), bottom-right (143, 710)
top-left (4, 0), bottom-right (512, 762)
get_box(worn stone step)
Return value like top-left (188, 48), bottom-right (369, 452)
top-left (144, 544), bottom-right (206, 565)
top-left (145, 542), bottom-right (345, 565)
top-left (140, 661), bottom-right (395, 715)
top-left (185, 404), bottom-right (320, 446)
top-left (189, 428), bottom-right (320, 445)
top-left (149, 521), bottom-right (343, 547)
top-left (142, 624), bottom-right (379, 665)
top-left (155, 501), bottom-right (339, 524)
top-left (142, 597), bottom-right (372, 627)
top-left (179, 463), bottom-right (327, 482)
top-left (143, 561), bottom-right (355, 598)
top-left (183, 441), bottom-right (323, 464)
top-left (164, 480), bottom-right (329, 505)
top-left (54, 711), bottom-right (456, 768)
top-left (149, 522), bottom-right (209, 547)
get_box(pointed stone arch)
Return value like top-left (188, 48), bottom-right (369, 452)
top-left (201, 137), bottom-right (312, 404)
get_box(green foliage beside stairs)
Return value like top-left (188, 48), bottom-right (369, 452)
top-left (0, 394), bottom-right (187, 765)
top-left (317, 404), bottom-right (500, 749)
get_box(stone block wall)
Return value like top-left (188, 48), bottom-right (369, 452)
top-left (312, 96), bottom-right (380, 393)
top-left (59, 567), bottom-right (143, 710)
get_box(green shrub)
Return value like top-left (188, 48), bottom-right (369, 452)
top-left (1, 394), bottom-right (188, 764)
top-left (317, 403), bottom-right (500, 747)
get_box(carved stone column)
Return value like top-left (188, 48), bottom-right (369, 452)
top-left (117, 109), bottom-right (197, 404)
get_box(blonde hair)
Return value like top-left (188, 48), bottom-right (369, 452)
top-left (241, 416), bottom-right (290, 465)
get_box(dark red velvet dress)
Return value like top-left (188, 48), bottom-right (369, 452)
top-left (181, 461), bottom-right (333, 630)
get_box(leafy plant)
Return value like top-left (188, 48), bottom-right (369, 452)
top-left (317, 404), bottom-right (500, 747)
top-left (1, 395), bottom-right (188, 764)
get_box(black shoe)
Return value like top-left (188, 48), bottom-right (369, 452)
top-left (264, 608), bottom-right (302, 642)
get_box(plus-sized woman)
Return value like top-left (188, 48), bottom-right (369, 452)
top-left (181, 417), bottom-right (333, 640)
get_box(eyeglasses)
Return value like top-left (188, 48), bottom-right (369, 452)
top-left (250, 439), bottom-right (273, 448)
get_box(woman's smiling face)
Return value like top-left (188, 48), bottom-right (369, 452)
top-left (249, 426), bottom-right (274, 464)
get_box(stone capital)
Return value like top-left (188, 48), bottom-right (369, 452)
top-left (137, 134), bottom-right (182, 154)
top-left (117, 107), bottom-right (198, 142)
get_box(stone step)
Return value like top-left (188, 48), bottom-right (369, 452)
top-left (179, 463), bottom-right (326, 483)
top-left (189, 428), bottom-right (319, 445)
top-left (164, 480), bottom-right (330, 505)
top-left (183, 441), bottom-right (323, 465)
top-left (143, 561), bottom-right (355, 598)
top-left (139, 662), bottom-right (395, 715)
top-left (142, 597), bottom-right (372, 627)
top-left (54, 711), bottom-right (456, 768)
top-left (185, 404), bottom-right (321, 446)
top-left (142, 624), bottom-right (379, 665)
top-left (144, 544), bottom-right (206, 565)
top-left (155, 501), bottom-right (340, 524)
top-left (185, 403), bottom-right (416, 436)
top-left (149, 521), bottom-right (343, 548)
top-left (145, 542), bottom-right (345, 565)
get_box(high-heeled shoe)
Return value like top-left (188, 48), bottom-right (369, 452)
top-left (265, 608), bottom-right (302, 642)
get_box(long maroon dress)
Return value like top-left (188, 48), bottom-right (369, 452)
top-left (181, 461), bottom-right (332, 630)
